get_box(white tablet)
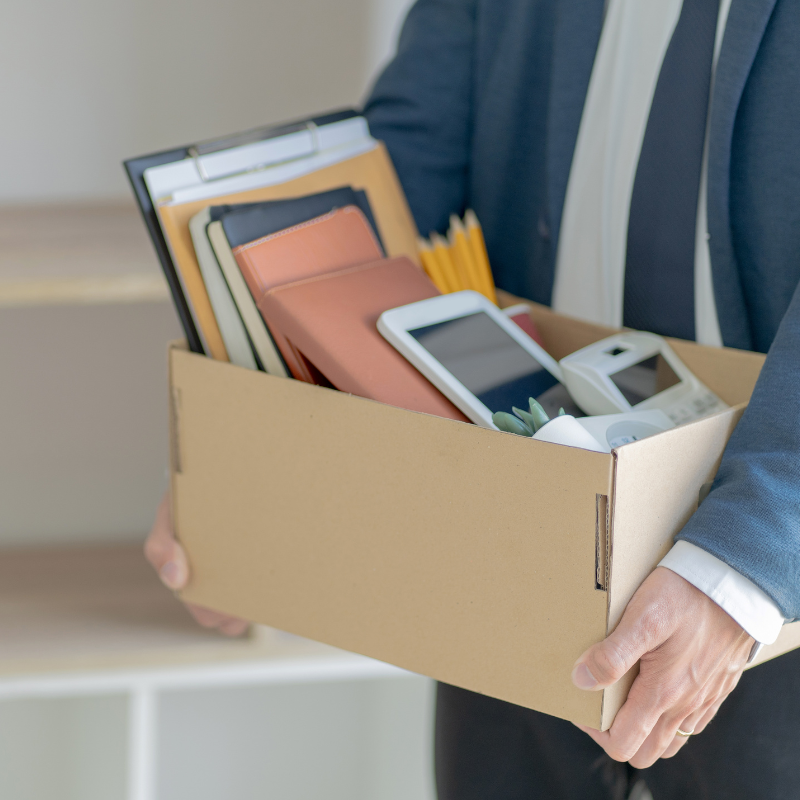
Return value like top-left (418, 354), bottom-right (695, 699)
top-left (378, 291), bottom-right (579, 429)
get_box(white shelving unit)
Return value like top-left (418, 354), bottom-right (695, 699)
top-left (0, 203), bottom-right (182, 547)
top-left (0, 547), bottom-right (435, 800)
top-left (0, 206), bottom-right (436, 800)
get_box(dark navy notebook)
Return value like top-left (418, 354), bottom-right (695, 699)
top-left (209, 187), bottom-right (385, 253)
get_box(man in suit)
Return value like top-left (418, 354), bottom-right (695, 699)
top-left (146, 0), bottom-right (800, 797)
top-left (362, 0), bottom-right (800, 797)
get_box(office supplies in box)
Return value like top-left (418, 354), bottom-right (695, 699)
top-left (259, 257), bottom-right (468, 419)
top-left (125, 111), bottom-right (419, 360)
top-left (234, 206), bottom-right (384, 382)
top-left (127, 113), bottom-right (800, 731)
top-left (168, 304), bottom-right (800, 732)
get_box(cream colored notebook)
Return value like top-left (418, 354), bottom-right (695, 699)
top-left (207, 222), bottom-right (288, 377)
top-left (189, 208), bottom-right (258, 371)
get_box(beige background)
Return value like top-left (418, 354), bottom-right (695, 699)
top-left (0, 6), bottom-right (437, 800)
top-left (0, 0), bottom-right (416, 545)
top-left (0, 0), bottom-right (414, 202)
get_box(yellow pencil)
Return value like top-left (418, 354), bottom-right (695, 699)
top-left (430, 232), bottom-right (463, 291)
top-left (417, 237), bottom-right (450, 293)
top-left (449, 214), bottom-right (485, 296)
top-left (464, 209), bottom-right (498, 304)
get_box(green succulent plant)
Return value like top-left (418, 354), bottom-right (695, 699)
top-left (511, 406), bottom-right (537, 432)
top-left (493, 398), bottom-right (564, 437)
top-left (524, 398), bottom-right (551, 432)
top-left (492, 411), bottom-right (534, 437)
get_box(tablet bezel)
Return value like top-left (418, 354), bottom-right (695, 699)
top-left (378, 291), bottom-right (564, 429)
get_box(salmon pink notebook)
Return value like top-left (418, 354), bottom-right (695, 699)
top-left (232, 206), bottom-right (383, 380)
top-left (258, 258), bottom-right (470, 421)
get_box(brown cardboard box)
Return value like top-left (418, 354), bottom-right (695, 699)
top-left (168, 301), bottom-right (800, 730)
top-left (163, 138), bottom-right (800, 729)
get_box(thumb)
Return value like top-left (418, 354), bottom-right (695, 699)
top-left (158, 539), bottom-right (190, 591)
top-left (572, 621), bottom-right (649, 691)
top-left (144, 494), bottom-right (190, 591)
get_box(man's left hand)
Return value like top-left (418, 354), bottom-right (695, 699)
top-left (571, 566), bottom-right (754, 768)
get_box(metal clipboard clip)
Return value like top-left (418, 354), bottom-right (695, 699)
top-left (187, 120), bottom-right (321, 184)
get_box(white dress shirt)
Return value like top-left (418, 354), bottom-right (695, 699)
top-left (552, 0), bottom-right (784, 644)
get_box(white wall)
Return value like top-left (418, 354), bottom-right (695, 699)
top-left (367, 0), bottom-right (417, 80)
top-left (0, 301), bottom-right (181, 546)
top-left (1, 6), bottom-right (434, 796)
top-left (0, 0), bottom-right (415, 203)
top-left (0, 0), bottom-right (417, 546)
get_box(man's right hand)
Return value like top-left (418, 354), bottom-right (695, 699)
top-left (145, 492), bottom-right (250, 637)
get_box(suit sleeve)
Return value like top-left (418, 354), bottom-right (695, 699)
top-left (677, 279), bottom-right (800, 621)
top-left (362, 0), bottom-right (478, 237)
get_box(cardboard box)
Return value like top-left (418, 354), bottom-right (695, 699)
top-left (168, 299), bottom-right (800, 730)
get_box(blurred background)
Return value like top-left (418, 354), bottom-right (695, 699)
top-left (0, 1), bottom-right (437, 798)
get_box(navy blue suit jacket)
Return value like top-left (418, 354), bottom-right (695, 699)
top-left (364, 0), bottom-right (800, 620)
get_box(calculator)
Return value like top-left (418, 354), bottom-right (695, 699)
top-left (559, 332), bottom-right (728, 425)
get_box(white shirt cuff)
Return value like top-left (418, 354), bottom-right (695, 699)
top-left (659, 540), bottom-right (784, 645)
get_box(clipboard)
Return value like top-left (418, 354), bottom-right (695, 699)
top-left (123, 109), bottom-right (361, 355)
top-left (154, 141), bottom-right (420, 361)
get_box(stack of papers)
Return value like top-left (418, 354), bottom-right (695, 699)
top-left (125, 110), bottom-right (419, 360)
top-left (124, 110), bottom-right (498, 420)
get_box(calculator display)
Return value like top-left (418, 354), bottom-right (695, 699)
top-left (609, 355), bottom-right (682, 406)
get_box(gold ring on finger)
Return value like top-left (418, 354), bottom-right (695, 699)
top-left (676, 728), bottom-right (694, 738)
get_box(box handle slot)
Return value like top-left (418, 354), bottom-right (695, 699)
top-left (596, 494), bottom-right (610, 591)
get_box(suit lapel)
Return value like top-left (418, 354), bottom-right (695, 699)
top-left (707, 0), bottom-right (778, 350)
top-left (546, 0), bottom-right (604, 258)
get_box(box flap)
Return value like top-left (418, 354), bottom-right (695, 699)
top-left (169, 347), bottom-right (615, 726)
top-left (665, 340), bottom-right (764, 406)
top-left (497, 292), bottom-right (620, 360)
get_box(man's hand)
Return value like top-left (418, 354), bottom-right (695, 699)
top-left (144, 493), bottom-right (250, 637)
top-left (571, 567), bottom-right (753, 768)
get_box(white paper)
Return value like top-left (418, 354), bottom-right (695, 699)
top-left (144, 117), bottom-right (373, 203)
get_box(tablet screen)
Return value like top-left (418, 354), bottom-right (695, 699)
top-left (409, 312), bottom-right (581, 417)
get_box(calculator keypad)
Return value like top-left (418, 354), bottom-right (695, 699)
top-left (666, 392), bottom-right (726, 425)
